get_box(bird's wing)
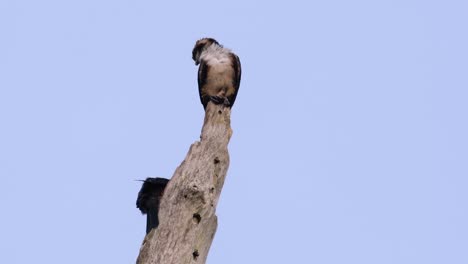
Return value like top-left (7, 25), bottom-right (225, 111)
top-left (198, 60), bottom-right (210, 109)
top-left (227, 53), bottom-right (241, 107)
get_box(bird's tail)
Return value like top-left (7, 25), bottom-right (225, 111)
top-left (146, 207), bottom-right (160, 234)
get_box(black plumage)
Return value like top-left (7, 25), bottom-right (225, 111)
top-left (136, 177), bottom-right (169, 234)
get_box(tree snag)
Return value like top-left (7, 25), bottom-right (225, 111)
top-left (136, 102), bottom-right (233, 264)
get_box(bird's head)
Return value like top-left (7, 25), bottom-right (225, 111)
top-left (192, 37), bottom-right (220, 65)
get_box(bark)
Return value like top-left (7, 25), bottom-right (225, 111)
top-left (136, 102), bottom-right (233, 264)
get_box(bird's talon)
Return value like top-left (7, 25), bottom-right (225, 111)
top-left (210, 96), bottom-right (224, 105)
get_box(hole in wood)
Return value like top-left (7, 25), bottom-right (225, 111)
top-left (193, 213), bottom-right (201, 224)
top-left (218, 110), bottom-right (222, 114)
top-left (209, 187), bottom-right (215, 193)
top-left (193, 250), bottom-right (199, 260)
top-left (214, 157), bottom-right (220, 164)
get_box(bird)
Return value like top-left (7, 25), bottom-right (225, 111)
top-left (192, 38), bottom-right (241, 110)
top-left (136, 177), bottom-right (169, 234)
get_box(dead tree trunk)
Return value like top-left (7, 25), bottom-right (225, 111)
top-left (136, 102), bottom-right (233, 264)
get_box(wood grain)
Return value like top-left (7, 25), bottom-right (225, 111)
top-left (136, 102), bottom-right (233, 264)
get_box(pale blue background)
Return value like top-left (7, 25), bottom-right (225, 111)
top-left (1, 0), bottom-right (467, 263)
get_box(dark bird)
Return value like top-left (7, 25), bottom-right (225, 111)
top-left (192, 38), bottom-right (242, 109)
top-left (136, 177), bottom-right (169, 234)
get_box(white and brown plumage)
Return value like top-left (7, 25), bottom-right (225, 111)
top-left (192, 38), bottom-right (241, 109)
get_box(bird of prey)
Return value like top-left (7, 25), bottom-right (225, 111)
top-left (192, 38), bottom-right (241, 109)
top-left (136, 177), bottom-right (169, 234)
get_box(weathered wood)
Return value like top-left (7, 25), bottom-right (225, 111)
top-left (136, 102), bottom-right (233, 264)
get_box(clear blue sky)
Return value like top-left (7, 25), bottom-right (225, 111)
top-left (1, 0), bottom-right (467, 263)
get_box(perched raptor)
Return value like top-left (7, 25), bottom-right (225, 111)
top-left (192, 38), bottom-right (241, 109)
top-left (136, 177), bottom-right (169, 234)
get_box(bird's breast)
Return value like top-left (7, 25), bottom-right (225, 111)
top-left (201, 60), bottom-right (235, 97)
